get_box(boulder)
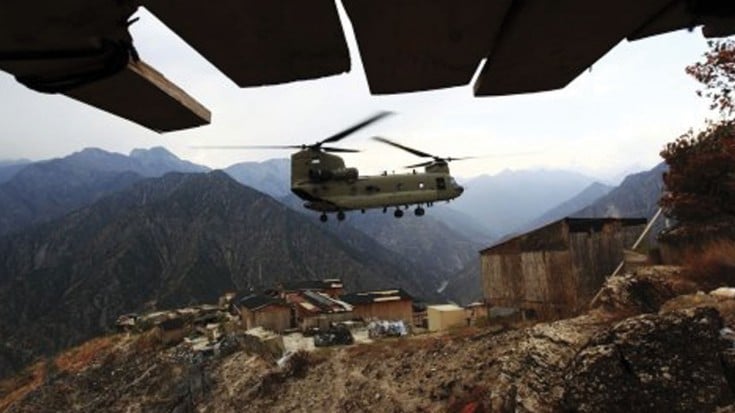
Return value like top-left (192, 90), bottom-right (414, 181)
top-left (564, 307), bottom-right (733, 412)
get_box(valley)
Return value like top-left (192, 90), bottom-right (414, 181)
top-left (0, 147), bottom-right (695, 406)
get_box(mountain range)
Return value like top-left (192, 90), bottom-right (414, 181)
top-left (0, 159), bottom-right (31, 183)
top-left (0, 171), bottom-right (440, 378)
top-left (574, 162), bottom-right (667, 219)
top-left (520, 181), bottom-right (614, 233)
top-left (0, 146), bottom-right (669, 378)
top-left (0, 147), bottom-right (209, 236)
top-left (450, 169), bottom-right (598, 238)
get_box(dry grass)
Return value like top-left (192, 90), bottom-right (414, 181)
top-left (132, 330), bottom-right (162, 354)
top-left (346, 333), bottom-right (446, 360)
top-left (54, 335), bottom-right (119, 374)
top-left (0, 361), bottom-right (46, 411)
top-left (680, 241), bottom-right (735, 290)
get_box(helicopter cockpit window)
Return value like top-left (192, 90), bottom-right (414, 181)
top-left (436, 177), bottom-right (446, 190)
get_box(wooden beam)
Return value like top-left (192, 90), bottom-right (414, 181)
top-left (66, 60), bottom-right (210, 133)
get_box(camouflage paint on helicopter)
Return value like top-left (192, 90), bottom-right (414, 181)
top-left (290, 146), bottom-right (463, 221)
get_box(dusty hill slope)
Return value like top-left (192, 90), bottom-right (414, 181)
top-left (0, 171), bottom-right (434, 379)
top-left (3, 265), bottom-right (735, 413)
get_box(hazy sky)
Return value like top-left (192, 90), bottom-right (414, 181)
top-left (0, 5), bottom-right (718, 181)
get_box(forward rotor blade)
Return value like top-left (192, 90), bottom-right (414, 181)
top-left (190, 144), bottom-right (303, 150)
top-left (322, 147), bottom-right (361, 153)
top-left (404, 161), bottom-right (435, 169)
top-left (321, 111), bottom-right (393, 145)
top-left (373, 136), bottom-right (435, 158)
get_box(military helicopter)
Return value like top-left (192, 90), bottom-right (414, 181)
top-left (199, 112), bottom-right (467, 222)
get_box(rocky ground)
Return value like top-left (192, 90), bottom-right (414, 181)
top-left (2, 265), bottom-right (735, 412)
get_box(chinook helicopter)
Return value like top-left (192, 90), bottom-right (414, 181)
top-left (200, 112), bottom-right (466, 222)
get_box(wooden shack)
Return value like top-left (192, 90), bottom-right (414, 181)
top-left (289, 290), bottom-right (353, 330)
top-left (480, 217), bottom-right (646, 320)
top-left (340, 289), bottom-right (413, 323)
top-left (239, 294), bottom-right (292, 333)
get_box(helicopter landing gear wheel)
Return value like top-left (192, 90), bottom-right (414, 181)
top-left (319, 213), bottom-right (328, 223)
top-left (415, 207), bottom-right (425, 216)
top-left (337, 211), bottom-right (346, 221)
top-left (394, 209), bottom-right (404, 218)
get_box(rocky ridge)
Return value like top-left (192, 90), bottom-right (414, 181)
top-left (3, 265), bottom-right (735, 412)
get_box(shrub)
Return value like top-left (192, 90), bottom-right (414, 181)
top-left (680, 241), bottom-right (735, 290)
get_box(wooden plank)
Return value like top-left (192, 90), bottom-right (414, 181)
top-left (66, 60), bottom-right (210, 132)
top-left (143, 0), bottom-right (350, 87)
top-left (474, 0), bottom-right (672, 96)
top-left (343, 0), bottom-right (511, 94)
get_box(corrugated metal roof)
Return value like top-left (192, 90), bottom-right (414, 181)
top-left (341, 289), bottom-right (413, 305)
top-left (281, 279), bottom-right (343, 292)
top-left (239, 294), bottom-right (288, 311)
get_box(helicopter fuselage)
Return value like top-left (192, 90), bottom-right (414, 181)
top-left (295, 172), bottom-right (463, 212)
top-left (289, 149), bottom-right (464, 213)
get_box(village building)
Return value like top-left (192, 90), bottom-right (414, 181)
top-left (218, 292), bottom-right (237, 309)
top-left (427, 304), bottom-right (467, 332)
top-left (278, 279), bottom-right (344, 299)
top-left (239, 294), bottom-right (292, 333)
top-left (340, 289), bottom-right (413, 323)
top-left (287, 290), bottom-right (353, 330)
top-left (465, 302), bottom-right (489, 325)
top-left (155, 317), bottom-right (187, 345)
top-left (412, 302), bottom-right (428, 328)
top-left (480, 217), bottom-right (646, 320)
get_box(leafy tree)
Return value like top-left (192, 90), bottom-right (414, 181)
top-left (659, 40), bottom-right (735, 241)
top-left (685, 39), bottom-right (735, 118)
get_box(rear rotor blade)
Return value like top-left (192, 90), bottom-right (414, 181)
top-left (190, 144), bottom-right (304, 150)
top-left (322, 147), bottom-right (361, 153)
top-left (373, 136), bottom-right (435, 158)
top-left (321, 111), bottom-right (393, 145)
